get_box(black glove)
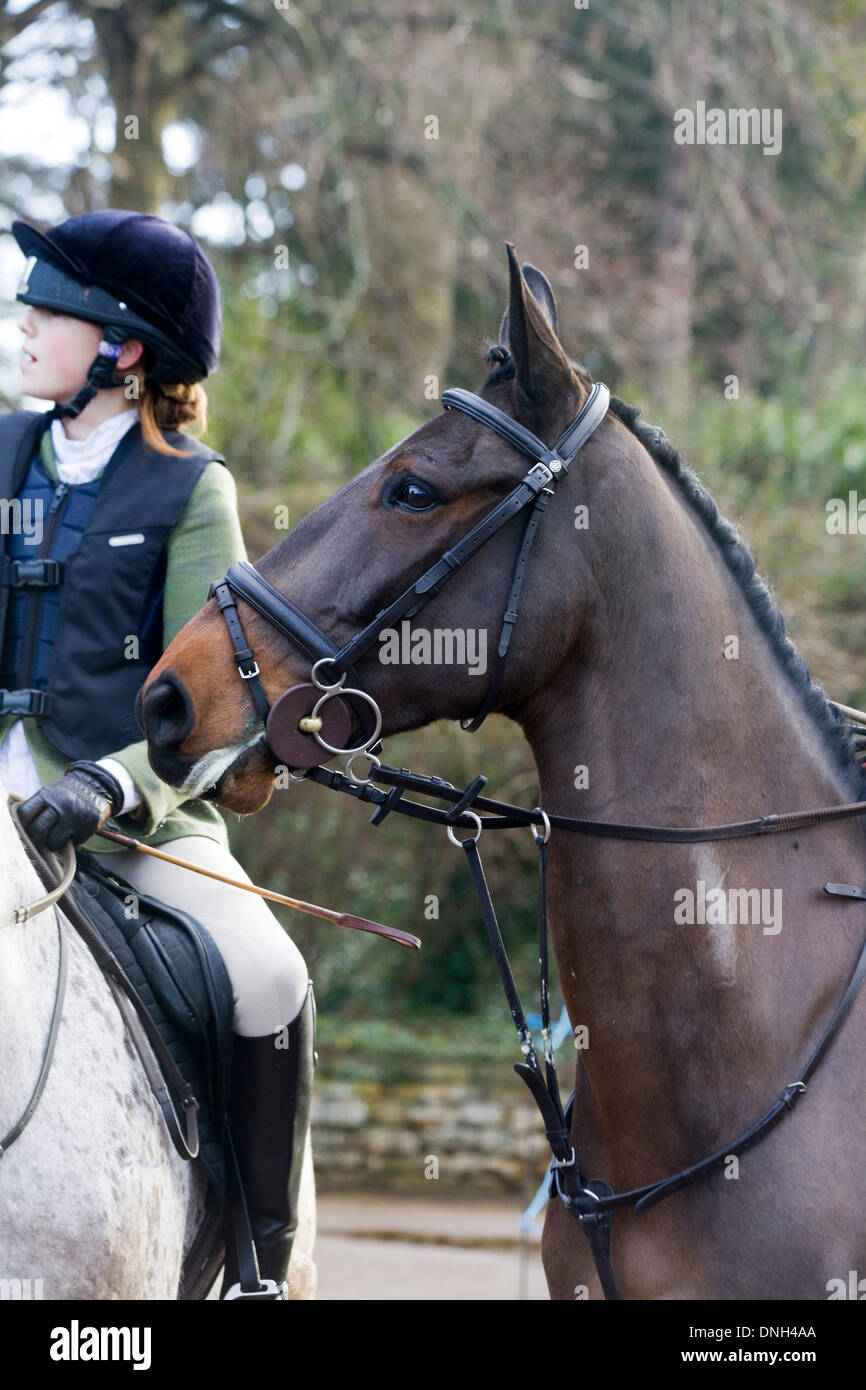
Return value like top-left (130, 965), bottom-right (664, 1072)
top-left (17, 760), bottom-right (125, 853)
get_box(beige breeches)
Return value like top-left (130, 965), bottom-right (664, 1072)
top-left (93, 835), bottom-right (310, 1037)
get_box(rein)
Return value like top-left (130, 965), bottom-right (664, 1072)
top-left (305, 758), bottom-right (866, 842)
top-left (0, 804), bottom-right (75, 1156)
top-left (207, 376), bottom-right (866, 1299)
top-left (3, 796), bottom-right (201, 1164)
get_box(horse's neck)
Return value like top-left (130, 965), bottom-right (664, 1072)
top-left (520, 454), bottom-right (866, 1178)
top-left (0, 783), bottom-right (61, 1120)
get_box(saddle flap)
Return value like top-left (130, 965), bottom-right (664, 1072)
top-left (67, 850), bottom-right (234, 1196)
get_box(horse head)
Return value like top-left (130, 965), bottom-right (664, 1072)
top-left (139, 246), bottom-right (612, 812)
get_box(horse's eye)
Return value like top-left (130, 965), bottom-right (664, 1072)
top-left (392, 478), bottom-right (438, 511)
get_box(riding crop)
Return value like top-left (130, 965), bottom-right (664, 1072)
top-left (95, 825), bottom-right (420, 949)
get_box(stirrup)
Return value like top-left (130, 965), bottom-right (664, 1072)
top-left (223, 1278), bottom-right (288, 1301)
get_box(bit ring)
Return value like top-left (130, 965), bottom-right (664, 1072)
top-left (446, 812), bottom-right (483, 847)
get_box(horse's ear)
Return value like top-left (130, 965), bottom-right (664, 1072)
top-left (503, 243), bottom-right (571, 405)
top-left (499, 262), bottom-right (558, 346)
top-left (521, 263), bottom-right (559, 337)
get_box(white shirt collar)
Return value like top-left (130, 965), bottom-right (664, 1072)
top-left (50, 410), bottom-right (140, 485)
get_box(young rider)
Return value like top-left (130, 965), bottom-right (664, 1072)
top-left (0, 210), bottom-right (313, 1300)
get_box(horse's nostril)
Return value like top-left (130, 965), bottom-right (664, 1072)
top-left (141, 672), bottom-right (194, 748)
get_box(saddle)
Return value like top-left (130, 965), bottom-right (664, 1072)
top-left (66, 850), bottom-right (234, 1192)
top-left (45, 839), bottom-right (235, 1299)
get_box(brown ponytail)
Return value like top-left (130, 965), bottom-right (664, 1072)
top-left (125, 356), bottom-right (209, 457)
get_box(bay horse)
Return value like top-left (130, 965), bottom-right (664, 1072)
top-left (139, 246), bottom-right (866, 1300)
top-left (0, 774), bottom-right (317, 1300)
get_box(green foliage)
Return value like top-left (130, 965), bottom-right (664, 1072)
top-left (645, 366), bottom-right (866, 503)
top-left (314, 1011), bottom-right (525, 1083)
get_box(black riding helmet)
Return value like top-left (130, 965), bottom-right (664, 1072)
top-left (13, 210), bottom-right (222, 419)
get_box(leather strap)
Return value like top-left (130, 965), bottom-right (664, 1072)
top-left (458, 833), bottom-right (617, 1293)
top-left (461, 487), bottom-right (552, 732)
top-left (0, 806), bottom-right (77, 1155)
top-left (626, 925), bottom-right (866, 1214)
top-left (1, 804), bottom-right (76, 928)
top-left (214, 385), bottom-right (610, 691)
top-left (103, 975), bottom-right (200, 1160)
top-left (304, 759), bottom-right (866, 845)
top-left (323, 467), bottom-right (562, 676)
top-left (224, 1125), bottom-right (267, 1296)
top-left (441, 381), bottom-right (610, 475)
top-left (442, 388), bottom-right (570, 468)
top-left (215, 566), bottom-right (344, 671)
top-left (0, 913), bottom-right (68, 1156)
top-left (209, 578), bottom-right (272, 724)
top-left (576, 1181), bottom-right (620, 1300)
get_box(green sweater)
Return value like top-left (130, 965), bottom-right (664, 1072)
top-left (0, 426), bottom-right (248, 853)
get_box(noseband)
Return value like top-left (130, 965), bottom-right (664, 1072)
top-left (209, 380), bottom-right (610, 769)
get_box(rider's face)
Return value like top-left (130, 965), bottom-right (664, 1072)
top-left (18, 305), bottom-right (104, 404)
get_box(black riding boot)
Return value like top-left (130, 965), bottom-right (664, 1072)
top-left (221, 982), bottom-right (315, 1299)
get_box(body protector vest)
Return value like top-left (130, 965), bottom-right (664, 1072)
top-left (0, 412), bottom-right (224, 761)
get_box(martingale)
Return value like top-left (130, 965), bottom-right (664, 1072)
top-left (208, 379), bottom-right (866, 1301)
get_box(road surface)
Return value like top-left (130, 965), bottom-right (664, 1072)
top-left (314, 1192), bottom-right (549, 1301)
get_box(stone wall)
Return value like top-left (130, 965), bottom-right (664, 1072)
top-left (311, 1061), bottom-right (551, 1192)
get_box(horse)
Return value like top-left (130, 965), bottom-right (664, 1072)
top-left (137, 245), bottom-right (866, 1300)
top-left (0, 771), bottom-right (317, 1300)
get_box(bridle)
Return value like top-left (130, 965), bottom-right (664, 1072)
top-left (209, 376), bottom-right (866, 1300)
top-left (208, 379), bottom-right (611, 766)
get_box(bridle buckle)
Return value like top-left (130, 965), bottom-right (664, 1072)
top-left (550, 1149), bottom-right (580, 1207)
top-left (528, 461), bottom-right (554, 488)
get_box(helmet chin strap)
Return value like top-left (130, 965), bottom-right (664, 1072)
top-left (47, 324), bottom-right (129, 423)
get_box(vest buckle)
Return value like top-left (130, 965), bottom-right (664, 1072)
top-left (0, 688), bottom-right (52, 717)
top-left (3, 558), bottom-right (65, 588)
